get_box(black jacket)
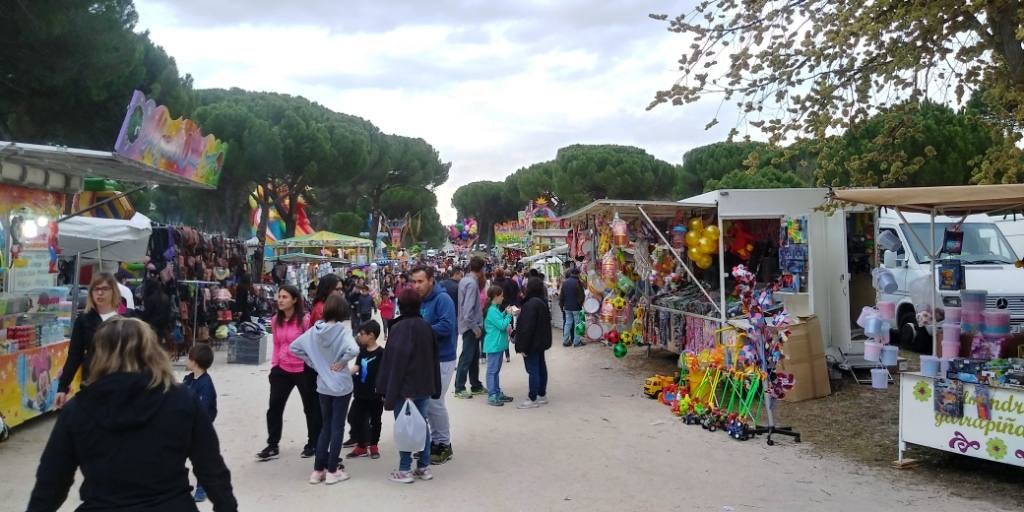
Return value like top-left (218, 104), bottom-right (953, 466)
top-left (514, 295), bottom-right (553, 354)
top-left (439, 278), bottom-right (459, 307)
top-left (28, 372), bottom-right (237, 512)
top-left (559, 276), bottom-right (584, 311)
top-left (496, 277), bottom-right (522, 310)
top-left (375, 314), bottom-right (442, 411)
top-left (58, 310), bottom-right (105, 394)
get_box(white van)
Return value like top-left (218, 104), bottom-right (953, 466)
top-left (877, 211), bottom-right (1024, 349)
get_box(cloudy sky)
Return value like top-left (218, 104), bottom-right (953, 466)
top-left (134, 0), bottom-right (737, 223)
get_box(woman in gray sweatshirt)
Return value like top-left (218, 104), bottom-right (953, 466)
top-left (290, 294), bottom-right (360, 485)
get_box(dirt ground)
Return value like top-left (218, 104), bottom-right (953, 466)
top-left (1, 332), bottom-right (1020, 512)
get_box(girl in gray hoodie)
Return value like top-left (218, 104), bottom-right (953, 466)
top-left (290, 295), bottom-right (360, 485)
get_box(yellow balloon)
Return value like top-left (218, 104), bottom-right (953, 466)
top-left (688, 217), bottom-right (704, 232)
top-left (696, 255), bottom-right (713, 269)
top-left (687, 246), bottom-right (702, 261)
top-left (704, 224), bottom-right (720, 241)
top-left (685, 230), bottom-right (701, 247)
top-left (699, 236), bottom-right (718, 254)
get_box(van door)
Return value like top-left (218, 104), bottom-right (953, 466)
top-left (826, 212), bottom-right (853, 352)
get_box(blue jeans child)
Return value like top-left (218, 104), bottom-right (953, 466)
top-left (485, 352), bottom-right (504, 401)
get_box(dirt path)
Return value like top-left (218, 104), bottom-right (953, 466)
top-left (0, 331), bottom-right (1009, 512)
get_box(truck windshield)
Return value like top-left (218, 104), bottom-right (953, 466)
top-left (901, 223), bottom-right (1018, 264)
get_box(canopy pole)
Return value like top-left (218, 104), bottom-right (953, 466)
top-left (637, 206), bottom-right (721, 315)
top-left (930, 207), bottom-right (938, 356)
top-left (717, 215), bottom-right (727, 324)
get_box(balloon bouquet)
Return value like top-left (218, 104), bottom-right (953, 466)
top-left (446, 217), bottom-right (479, 249)
top-left (683, 217), bottom-right (720, 270)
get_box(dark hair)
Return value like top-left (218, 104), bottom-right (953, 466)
top-left (410, 266), bottom-right (435, 280)
top-left (275, 285), bottom-right (305, 327)
top-left (468, 256), bottom-right (485, 272)
top-left (358, 319), bottom-right (381, 339)
top-left (314, 274), bottom-right (342, 305)
top-left (525, 276), bottom-right (545, 299)
top-left (398, 288), bottom-right (422, 315)
top-left (487, 284), bottom-right (504, 301)
top-left (322, 294), bottom-right (351, 322)
top-left (492, 268), bottom-right (505, 280)
top-left (188, 343), bottom-right (214, 370)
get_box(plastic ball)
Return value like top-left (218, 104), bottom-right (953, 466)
top-left (688, 217), bottom-right (704, 232)
top-left (605, 329), bottom-right (620, 344)
top-left (613, 343), bottom-right (628, 359)
top-left (611, 296), bottom-right (626, 310)
top-left (685, 230), bottom-right (701, 248)
top-left (575, 322), bottom-right (586, 336)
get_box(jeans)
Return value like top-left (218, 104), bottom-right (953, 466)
top-left (485, 352), bottom-right (504, 399)
top-left (428, 360), bottom-right (457, 445)
top-left (394, 397), bottom-right (431, 472)
top-left (454, 330), bottom-right (484, 392)
top-left (315, 393), bottom-right (352, 472)
top-left (562, 310), bottom-right (580, 346)
top-left (266, 365), bottom-right (322, 448)
top-left (348, 396), bottom-right (384, 446)
top-left (524, 351), bottom-right (548, 401)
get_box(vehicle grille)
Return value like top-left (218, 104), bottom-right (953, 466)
top-left (985, 295), bottom-right (1024, 325)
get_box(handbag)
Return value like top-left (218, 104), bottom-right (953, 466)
top-left (393, 399), bottom-right (427, 452)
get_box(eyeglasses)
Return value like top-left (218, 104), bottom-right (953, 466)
top-left (93, 286), bottom-right (113, 293)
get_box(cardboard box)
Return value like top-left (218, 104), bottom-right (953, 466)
top-left (780, 354), bottom-right (831, 403)
top-left (784, 315), bottom-right (825, 363)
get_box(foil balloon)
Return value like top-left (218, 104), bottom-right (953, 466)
top-left (685, 230), bottom-right (701, 248)
top-left (704, 224), bottom-right (721, 241)
top-left (613, 342), bottom-right (628, 359)
top-left (688, 217), bottom-right (704, 233)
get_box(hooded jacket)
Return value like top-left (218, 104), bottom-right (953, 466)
top-left (58, 310), bottom-right (105, 394)
top-left (28, 372), bottom-right (237, 512)
top-left (375, 313), bottom-right (442, 411)
top-left (421, 283), bottom-right (458, 363)
top-left (289, 320), bottom-right (360, 396)
top-left (514, 290), bottom-right (553, 354)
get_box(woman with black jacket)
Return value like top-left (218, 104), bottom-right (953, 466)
top-left (513, 277), bottom-right (552, 409)
top-left (28, 317), bottom-right (237, 512)
top-left (55, 273), bottom-right (122, 409)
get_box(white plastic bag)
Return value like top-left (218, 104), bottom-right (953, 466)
top-left (393, 399), bottom-right (427, 453)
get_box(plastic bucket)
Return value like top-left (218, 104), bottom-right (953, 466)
top-left (941, 340), bottom-right (961, 359)
top-left (877, 301), bottom-right (896, 322)
top-left (875, 270), bottom-right (898, 294)
top-left (920, 356), bottom-right (940, 377)
top-left (939, 358), bottom-right (953, 375)
top-left (960, 290), bottom-right (987, 310)
top-left (944, 306), bottom-right (961, 323)
top-left (857, 307), bottom-right (878, 329)
top-left (881, 345), bottom-right (899, 366)
top-left (984, 309), bottom-right (1011, 329)
top-left (878, 230), bottom-right (902, 251)
top-left (871, 368), bottom-right (889, 389)
top-left (864, 341), bottom-right (883, 362)
top-left (863, 317), bottom-right (886, 337)
top-left (941, 323), bottom-right (960, 343)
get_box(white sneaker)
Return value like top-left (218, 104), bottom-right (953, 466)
top-left (536, 396), bottom-right (549, 405)
top-left (325, 470), bottom-right (350, 484)
top-left (516, 400), bottom-right (540, 409)
top-left (309, 470), bottom-right (325, 484)
top-left (413, 467), bottom-right (434, 481)
top-left (389, 470), bottom-right (414, 484)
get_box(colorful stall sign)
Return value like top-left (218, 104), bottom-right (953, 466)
top-left (900, 373), bottom-right (1024, 467)
top-left (114, 90), bottom-right (228, 188)
top-left (0, 340), bottom-right (78, 429)
top-left (494, 219), bottom-right (527, 247)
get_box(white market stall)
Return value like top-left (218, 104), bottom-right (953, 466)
top-left (832, 184), bottom-right (1024, 468)
top-left (58, 212), bottom-right (153, 263)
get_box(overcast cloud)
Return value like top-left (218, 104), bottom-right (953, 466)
top-left (134, 0), bottom-right (737, 223)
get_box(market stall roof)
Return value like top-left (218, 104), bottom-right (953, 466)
top-left (559, 199), bottom-right (699, 222)
top-left (0, 141), bottom-right (215, 192)
top-left (269, 253), bottom-right (344, 263)
top-left (59, 212), bottom-right (153, 262)
top-left (520, 244), bottom-right (568, 264)
top-left (832, 184), bottom-right (1024, 216)
top-left (273, 231), bottom-right (373, 248)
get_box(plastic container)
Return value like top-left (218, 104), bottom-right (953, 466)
top-left (961, 311), bottom-right (983, 334)
top-left (941, 339), bottom-right (961, 359)
top-left (944, 306), bottom-right (961, 323)
top-left (864, 341), bottom-right (883, 362)
top-left (856, 306), bottom-right (878, 329)
top-left (960, 290), bottom-right (987, 311)
top-left (939, 358), bottom-right (953, 375)
top-left (863, 317), bottom-right (887, 337)
top-left (871, 368), bottom-right (889, 389)
top-left (920, 356), bottom-right (940, 377)
top-left (880, 345), bottom-right (899, 366)
top-left (983, 309), bottom-right (1011, 332)
top-left (941, 323), bottom-right (960, 343)
top-left (877, 301), bottom-right (896, 322)
top-left (878, 230), bottom-right (902, 251)
top-left (875, 269), bottom-right (898, 294)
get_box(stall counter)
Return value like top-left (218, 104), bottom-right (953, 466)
top-left (0, 339), bottom-right (79, 429)
top-left (899, 372), bottom-right (1024, 467)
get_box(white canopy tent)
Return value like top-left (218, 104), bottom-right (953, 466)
top-left (58, 212), bottom-right (152, 263)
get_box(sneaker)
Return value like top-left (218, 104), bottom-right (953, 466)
top-left (562, 342), bottom-right (572, 347)
top-left (346, 446), bottom-right (369, 458)
top-left (453, 390), bottom-right (473, 399)
top-left (516, 400), bottom-right (540, 409)
top-left (325, 469), bottom-right (350, 485)
top-left (300, 446), bottom-right (316, 458)
top-left (470, 386), bottom-right (488, 396)
top-left (369, 445), bottom-right (381, 459)
top-left (342, 438), bottom-right (358, 448)
top-left (256, 445), bottom-right (280, 461)
top-left (193, 486), bottom-right (207, 502)
top-left (389, 470), bottom-right (414, 484)
top-left (309, 470), bottom-right (326, 484)
top-left (413, 467), bottom-right (434, 481)
top-left (536, 396), bottom-right (549, 405)
top-left (487, 396), bottom-right (505, 407)
top-left (499, 393), bottom-right (514, 403)
top-left (430, 443), bottom-right (453, 465)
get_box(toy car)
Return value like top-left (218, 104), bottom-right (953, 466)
top-left (643, 374), bottom-right (676, 399)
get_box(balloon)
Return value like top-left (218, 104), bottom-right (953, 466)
top-left (688, 217), bottom-right (704, 232)
top-left (605, 329), bottom-right (620, 344)
top-left (456, 223), bottom-right (464, 231)
top-left (687, 246), bottom-right (702, 261)
top-left (613, 342), bottom-right (628, 359)
top-left (704, 224), bottom-right (720, 240)
top-left (696, 255), bottom-right (713, 269)
top-left (698, 236), bottom-right (717, 254)
top-left (685, 230), bottom-right (701, 247)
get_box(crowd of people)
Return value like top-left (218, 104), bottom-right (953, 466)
top-left (26, 255), bottom-right (561, 511)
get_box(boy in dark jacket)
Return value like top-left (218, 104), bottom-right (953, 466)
top-left (346, 320), bottom-right (386, 459)
top-left (356, 285), bottom-right (376, 324)
top-left (184, 344), bottom-right (218, 502)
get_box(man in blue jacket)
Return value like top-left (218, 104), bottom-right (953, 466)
top-left (410, 266), bottom-right (458, 465)
top-left (559, 268), bottom-right (585, 347)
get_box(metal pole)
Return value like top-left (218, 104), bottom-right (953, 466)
top-left (930, 207), bottom-right (938, 355)
top-left (718, 215), bottom-right (727, 325)
top-left (637, 206), bottom-right (721, 314)
top-left (69, 253), bottom-right (82, 326)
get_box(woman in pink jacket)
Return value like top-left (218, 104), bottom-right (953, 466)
top-left (256, 285), bottom-right (323, 461)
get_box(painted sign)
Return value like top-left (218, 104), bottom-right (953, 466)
top-left (494, 219), bottom-right (527, 247)
top-left (0, 340), bottom-right (78, 429)
top-left (8, 250), bottom-right (56, 291)
top-left (114, 90), bottom-right (227, 188)
top-left (900, 373), bottom-right (1024, 467)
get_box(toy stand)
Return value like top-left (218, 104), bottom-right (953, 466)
top-left (751, 334), bottom-right (801, 445)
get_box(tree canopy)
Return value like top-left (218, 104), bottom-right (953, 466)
top-left (451, 181), bottom-right (521, 245)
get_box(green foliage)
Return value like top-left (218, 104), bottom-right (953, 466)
top-left (452, 181), bottom-right (521, 245)
top-left (706, 167), bottom-right (806, 191)
top-left (677, 141), bottom-right (815, 195)
top-left (551, 145), bottom-right (677, 209)
top-left (329, 212), bottom-right (365, 236)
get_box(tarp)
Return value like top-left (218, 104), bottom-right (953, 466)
top-left (273, 231), bottom-right (373, 248)
top-left (833, 184), bottom-right (1024, 216)
top-left (58, 212), bottom-right (152, 262)
top-left (520, 244), bottom-right (568, 264)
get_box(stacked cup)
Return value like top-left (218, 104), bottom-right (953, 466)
top-left (959, 290), bottom-right (987, 335)
top-left (982, 309), bottom-right (1011, 340)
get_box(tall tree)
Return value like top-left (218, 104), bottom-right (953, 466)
top-left (650, 1), bottom-right (1024, 183)
top-left (551, 145), bottom-right (677, 210)
top-left (706, 167), bottom-right (806, 191)
top-left (452, 181), bottom-right (521, 245)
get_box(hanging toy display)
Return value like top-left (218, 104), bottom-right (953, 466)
top-left (600, 296), bottom-right (616, 324)
top-left (684, 217), bottom-right (719, 270)
top-left (671, 224), bottom-right (687, 251)
top-left (600, 250), bottom-right (618, 286)
top-left (611, 295), bottom-right (626, 310)
top-left (605, 329), bottom-right (620, 345)
top-left (611, 212), bottom-right (629, 247)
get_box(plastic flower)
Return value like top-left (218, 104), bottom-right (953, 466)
top-left (986, 438), bottom-right (1008, 460)
top-left (913, 381), bottom-right (931, 402)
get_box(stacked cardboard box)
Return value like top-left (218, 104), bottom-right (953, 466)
top-left (780, 315), bottom-right (832, 402)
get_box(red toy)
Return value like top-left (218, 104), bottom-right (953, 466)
top-left (727, 221), bottom-right (756, 260)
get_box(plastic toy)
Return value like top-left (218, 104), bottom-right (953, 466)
top-left (727, 221), bottom-right (756, 260)
top-left (611, 212), bottom-right (628, 247)
top-left (611, 295), bottom-right (626, 310)
top-left (644, 374), bottom-right (676, 398)
top-left (612, 342), bottom-right (627, 359)
top-left (605, 329), bottom-right (620, 345)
